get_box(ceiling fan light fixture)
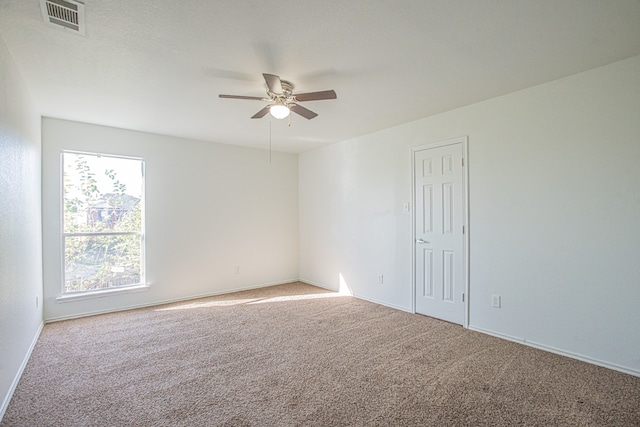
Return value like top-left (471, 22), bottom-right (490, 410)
top-left (219, 73), bottom-right (335, 120)
top-left (270, 103), bottom-right (290, 119)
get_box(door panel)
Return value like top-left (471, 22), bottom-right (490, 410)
top-left (414, 142), bottom-right (465, 325)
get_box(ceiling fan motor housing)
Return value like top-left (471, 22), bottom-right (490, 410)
top-left (268, 80), bottom-right (294, 100)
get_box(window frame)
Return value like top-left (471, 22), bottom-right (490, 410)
top-left (59, 150), bottom-right (147, 298)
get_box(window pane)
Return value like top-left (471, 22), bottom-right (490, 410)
top-left (64, 234), bottom-right (142, 292)
top-left (63, 152), bottom-right (143, 234)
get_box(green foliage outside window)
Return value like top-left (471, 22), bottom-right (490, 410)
top-left (63, 153), bottom-right (143, 293)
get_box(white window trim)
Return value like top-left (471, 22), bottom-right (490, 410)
top-left (56, 283), bottom-right (150, 303)
top-left (60, 150), bottom-right (146, 298)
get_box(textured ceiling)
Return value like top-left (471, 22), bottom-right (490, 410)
top-left (1, 0), bottom-right (640, 153)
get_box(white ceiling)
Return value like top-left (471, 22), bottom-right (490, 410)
top-left (2, 1), bottom-right (640, 153)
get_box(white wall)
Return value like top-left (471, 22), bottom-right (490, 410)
top-left (299, 55), bottom-right (640, 375)
top-left (0, 38), bottom-right (43, 418)
top-left (42, 118), bottom-right (299, 321)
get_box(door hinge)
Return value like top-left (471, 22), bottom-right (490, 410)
top-left (462, 157), bottom-right (464, 167)
top-left (462, 293), bottom-right (465, 302)
top-left (462, 225), bottom-right (465, 234)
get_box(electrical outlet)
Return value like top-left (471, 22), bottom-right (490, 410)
top-left (491, 294), bottom-right (501, 308)
top-left (378, 274), bottom-right (384, 284)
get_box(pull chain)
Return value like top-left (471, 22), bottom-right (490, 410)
top-left (269, 119), bottom-right (272, 163)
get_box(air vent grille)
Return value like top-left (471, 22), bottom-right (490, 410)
top-left (40, 0), bottom-right (85, 35)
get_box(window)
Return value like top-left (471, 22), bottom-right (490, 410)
top-left (62, 151), bottom-right (145, 294)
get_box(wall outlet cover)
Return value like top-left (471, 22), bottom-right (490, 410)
top-left (491, 294), bottom-right (501, 308)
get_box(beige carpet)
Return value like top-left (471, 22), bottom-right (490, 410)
top-left (3, 282), bottom-right (639, 426)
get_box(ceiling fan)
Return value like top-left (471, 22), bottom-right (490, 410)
top-left (219, 73), bottom-right (337, 120)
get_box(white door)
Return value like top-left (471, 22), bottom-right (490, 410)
top-left (414, 141), bottom-right (466, 325)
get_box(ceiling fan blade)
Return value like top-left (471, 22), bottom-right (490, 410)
top-left (290, 104), bottom-right (318, 120)
top-left (219, 94), bottom-right (267, 101)
top-left (294, 90), bottom-right (337, 102)
top-left (251, 106), bottom-right (271, 119)
top-left (263, 73), bottom-right (283, 94)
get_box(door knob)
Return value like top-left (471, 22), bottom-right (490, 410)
top-left (416, 238), bottom-right (429, 244)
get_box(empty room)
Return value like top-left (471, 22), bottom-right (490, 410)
top-left (1, 1), bottom-right (639, 425)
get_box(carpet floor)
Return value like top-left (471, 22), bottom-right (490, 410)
top-left (2, 282), bottom-right (639, 426)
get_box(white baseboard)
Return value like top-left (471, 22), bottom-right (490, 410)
top-left (0, 321), bottom-right (44, 422)
top-left (350, 292), bottom-right (413, 313)
top-left (468, 325), bottom-right (640, 378)
top-left (298, 278), bottom-right (412, 313)
top-left (298, 277), bottom-right (339, 292)
top-left (45, 278), bottom-right (300, 323)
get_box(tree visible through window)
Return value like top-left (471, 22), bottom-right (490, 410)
top-left (62, 151), bottom-right (144, 293)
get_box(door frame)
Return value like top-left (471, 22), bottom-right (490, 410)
top-left (411, 136), bottom-right (470, 327)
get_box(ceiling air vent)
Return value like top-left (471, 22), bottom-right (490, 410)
top-left (39, 0), bottom-right (85, 36)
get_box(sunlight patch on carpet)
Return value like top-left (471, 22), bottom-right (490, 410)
top-left (154, 292), bottom-right (346, 311)
top-left (248, 292), bottom-right (347, 305)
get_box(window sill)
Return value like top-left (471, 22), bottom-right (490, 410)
top-left (56, 284), bottom-right (150, 303)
